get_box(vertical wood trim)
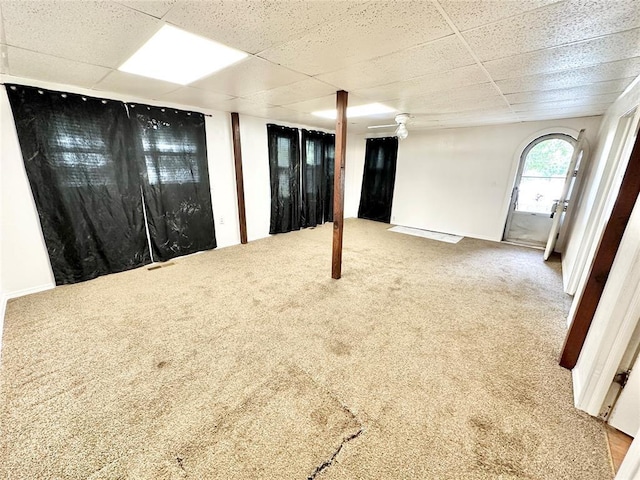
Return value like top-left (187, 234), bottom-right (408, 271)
top-left (560, 129), bottom-right (640, 369)
top-left (332, 91), bottom-right (348, 279)
top-left (230, 112), bottom-right (248, 244)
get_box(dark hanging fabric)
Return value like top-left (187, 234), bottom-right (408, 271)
top-left (6, 84), bottom-right (150, 285)
top-left (267, 124), bottom-right (301, 234)
top-left (323, 134), bottom-right (335, 223)
top-left (128, 104), bottom-right (216, 262)
top-left (301, 129), bottom-right (335, 228)
top-left (358, 136), bottom-right (399, 223)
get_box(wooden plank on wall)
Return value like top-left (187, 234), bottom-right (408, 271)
top-left (560, 128), bottom-right (640, 369)
top-left (230, 112), bottom-right (248, 244)
top-left (332, 91), bottom-right (348, 279)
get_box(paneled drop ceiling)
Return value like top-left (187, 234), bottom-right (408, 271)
top-left (0, 0), bottom-right (639, 132)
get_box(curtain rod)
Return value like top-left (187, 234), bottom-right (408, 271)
top-left (1, 83), bottom-right (213, 117)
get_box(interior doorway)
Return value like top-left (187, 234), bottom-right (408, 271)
top-left (504, 134), bottom-right (577, 246)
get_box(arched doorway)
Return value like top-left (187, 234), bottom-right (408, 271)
top-left (503, 134), bottom-right (576, 246)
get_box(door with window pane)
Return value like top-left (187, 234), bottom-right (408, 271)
top-left (504, 134), bottom-right (576, 246)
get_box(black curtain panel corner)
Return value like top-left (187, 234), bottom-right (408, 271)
top-left (267, 124), bottom-right (301, 234)
top-left (128, 104), bottom-right (216, 262)
top-left (358, 136), bottom-right (399, 224)
top-left (6, 84), bottom-right (150, 285)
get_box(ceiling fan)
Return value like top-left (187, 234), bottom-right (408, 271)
top-left (368, 113), bottom-right (411, 139)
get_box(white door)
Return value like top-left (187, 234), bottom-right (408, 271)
top-left (609, 351), bottom-right (640, 437)
top-left (504, 134), bottom-right (577, 246)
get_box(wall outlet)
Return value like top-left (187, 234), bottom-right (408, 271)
top-left (220, 216), bottom-right (224, 225)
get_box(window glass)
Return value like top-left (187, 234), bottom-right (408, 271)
top-left (516, 136), bottom-right (574, 214)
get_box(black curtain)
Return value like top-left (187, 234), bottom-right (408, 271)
top-left (268, 124), bottom-right (301, 234)
top-left (301, 129), bottom-right (335, 227)
top-left (6, 84), bottom-right (150, 285)
top-left (323, 134), bottom-right (335, 223)
top-left (358, 136), bottom-right (399, 223)
top-left (128, 104), bottom-right (216, 262)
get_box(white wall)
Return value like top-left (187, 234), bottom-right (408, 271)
top-left (345, 117), bottom-right (602, 241)
top-left (0, 87), bottom-right (56, 299)
top-left (562, 75), bottom-right (640, 418)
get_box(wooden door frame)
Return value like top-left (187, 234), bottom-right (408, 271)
top-left (560, 121), bottom-right (640, 370)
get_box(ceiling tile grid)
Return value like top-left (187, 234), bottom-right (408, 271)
top-left (0, 0), bottom-right (638, 131)
top-left (93, 70), bottom-right (180, 98)
top-left (5, 46), bottom-right (111, 88)
top-left (117, 0), bottom-right (177, 19)
top-left (462, 0), bottom-right (640, 62)
top-left (241, 77), bottom-right (340, 107)
top-left (257, 1), bottom-right (452, 76)
top-left (495, 57), bottom-right (640, 94)
top-left (1, 0), bottom-right (161, 68)
top-left (316, 35), bottom-right (478, 91)
top-left (504, 78), bottom-right (634, 104)
top-left (483, 28), bottom-right (640, 80)
top-left (353, 64), bottom-right (490, 102)
top-left (190, 56), bottom-right (308, 98)
top-left (163, 0), bottom-right (367, 55)
top-left (438, 0), bottom-right (562, 32)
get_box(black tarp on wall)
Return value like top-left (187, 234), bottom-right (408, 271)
top-left (128, 104), bottom-right (216, 262)
top-left (358, 136), bottom-right (399, 223)
top-left (6, 84), bottom-right (150, 284)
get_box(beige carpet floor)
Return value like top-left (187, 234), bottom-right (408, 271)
top-left (0, 218), bottom-right (612, 479)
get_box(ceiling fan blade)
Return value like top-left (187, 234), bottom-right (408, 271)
top-left (367, 124), bottom-right (397, 129)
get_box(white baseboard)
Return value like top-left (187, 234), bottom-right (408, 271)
top-left (4, 283), bottom-right (55, 301)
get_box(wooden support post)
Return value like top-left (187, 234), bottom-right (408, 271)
top-left (559, 127), bottom-right (640, 369)
top-left (230, 112), bottom-right (248, 244)
top-left (332, 91), bottom-right (348, 279)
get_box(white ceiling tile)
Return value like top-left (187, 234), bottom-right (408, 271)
top-left (389, 95), bottom-right (509, 114)
top-left (259, 1), bottom-right (452, 76)
top-left (269, 109), bottom-right (336, 130)
top-left (439, 0), bottom-right (561, 32)
top-left (353, 64), bottom-right (489, 102)
top-left (5, 46), bottom-right (111, 88)
top-left (504, 79), bottom-right (632, 104)
top-left (463, 0), bottom-right (640, 61)
top-left (203, 97), bottom-right (292, 118)
top-left (163, 1), bottom-right (366, 55)
top-left (316, 35), bottom-right (476, 91)
top-left (282, 94), bottom-right (377, 114)
top-left (156, 87), bottom-right (233, 110)
top-left (512, 93), bottom-right (620, 112)
top-left (496, 58), bottom-right (640, 94)
top-left (117, 1), bottom-right (177, 18)
top-left (93, 70), bottom-right (179, 98)
top-left (1, 1), bottom-right (161, 68)
top-left (520, 110), bottom-right (605, 121)
top-left (190, 56), bottom-right (308, 97)
top-left (385, 83), bottom-right (508, 113)
top-left (485, 28), bottom-right (640, 80)
top-left (242, 78), bottom-right (340, 107)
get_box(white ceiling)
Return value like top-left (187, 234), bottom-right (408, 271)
top-left (0, 0), bottom-right (639, 132)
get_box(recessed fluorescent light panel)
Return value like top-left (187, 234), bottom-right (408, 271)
top-left (312, 103), bottom-right (396, 119)
top-left (119, 25), bottom-right (248, 85)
